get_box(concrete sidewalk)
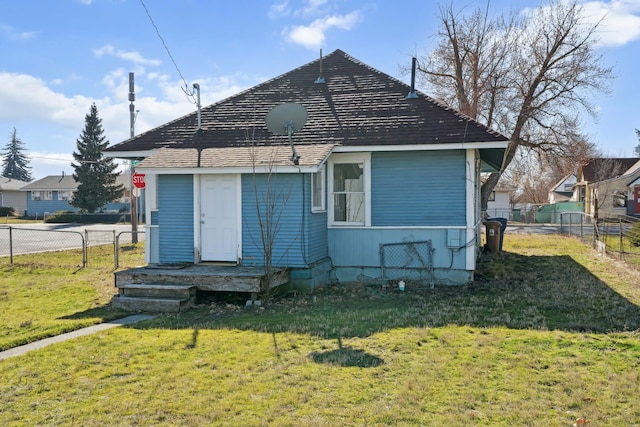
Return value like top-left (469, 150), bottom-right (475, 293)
top-left (0, 314), bottom-right (156, 361)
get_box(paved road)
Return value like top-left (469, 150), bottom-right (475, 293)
top-left (503, 224), bottom-right (562, 234)
top-left (0, 223), bottom-right (145, 257)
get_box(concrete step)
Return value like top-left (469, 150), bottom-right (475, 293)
top-left (117, 283), bottom-right (196, 300)
top-left (111, 296), bottom-right (192, 313)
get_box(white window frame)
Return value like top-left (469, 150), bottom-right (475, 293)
top-left (31, 191), bottom-right (41, 201)
top-left (58, 191), bottom-right (71, 201)
top-left (311, 166), bottom-right (326, 213)
top-left (328, 152), bottom-right (371, 227)
top-left (42, 191), bottom-right (52, 201)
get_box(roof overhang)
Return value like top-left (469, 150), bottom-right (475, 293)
top-left (479, 147), bottom-right (506, 172)
top-left (103, 150), bottom-right (155, 160)
top-left (136, 144), bottom-right (335, 175)
top-left (333, 141), bottom-right (509, 153)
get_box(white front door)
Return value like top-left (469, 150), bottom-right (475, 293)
top-left (200, 174), bottom-right (239, 262)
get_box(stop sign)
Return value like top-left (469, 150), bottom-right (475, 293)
top-left (132, 172), bottom-right (146, 189)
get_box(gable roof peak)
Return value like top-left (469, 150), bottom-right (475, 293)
top-left (105, 49), bottom-right (509, 155)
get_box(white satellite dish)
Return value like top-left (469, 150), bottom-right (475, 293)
top-left (266, 102), bottom-right (308, 165)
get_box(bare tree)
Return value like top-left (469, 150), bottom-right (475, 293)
top-left (246, 136), bottom-right (297, 303)
top-left (417, 0), bottom-right (613, 208)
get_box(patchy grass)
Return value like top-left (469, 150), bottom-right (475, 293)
top-left (0, 235), bottom-right (639, 426)
top-left (0, 245), bottom-right (143, 351)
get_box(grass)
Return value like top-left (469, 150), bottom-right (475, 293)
top-left (0, 245), bottom-right (143, 351)
top-left (1, 235), bottom-right (640, 426)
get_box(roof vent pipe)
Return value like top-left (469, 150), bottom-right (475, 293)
top-left (406, 57), bottom-right (418, 99)
top-left (193, 83), bottom-right (202, 130)
top-left (315, 49), bottom-right (325, 84)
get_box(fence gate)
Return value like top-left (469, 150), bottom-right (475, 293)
top-left (379, 240), bottom-right (434, 289)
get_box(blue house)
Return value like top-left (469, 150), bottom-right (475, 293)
top-left (105, 50), bottom-right (508, 289)
top-left (21, 174), bottom-right (131, 217)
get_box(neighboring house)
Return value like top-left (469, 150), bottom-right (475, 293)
top-left (590, 159), bottom-right (640, 218)
top-left (486, 184), bottom-right (516, 219)
top-left (548, 174), bottom-right (577, 204)
top-left (105, 49), bottom-right (508, 287)
top-left (575, 158), bottom-right (640, 219)
top-left (21, 174), bottom-right (131, 217)
top-left (0, 177), bottom-right (29, 215)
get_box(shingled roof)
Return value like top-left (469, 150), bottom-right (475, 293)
top-left (578, 158), bottom-right (640, 183)
top-left (105, 49), bottom-right (508, 158)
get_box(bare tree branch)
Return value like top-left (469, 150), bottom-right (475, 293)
top-left (416, 0), bottom-right (612, 209)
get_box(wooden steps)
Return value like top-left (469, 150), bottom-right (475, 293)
top-left (112, 283), bottom-right (196, 313)
top-left (112, 264), bottom-right (289, 313)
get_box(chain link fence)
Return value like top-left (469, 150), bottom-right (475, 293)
top-left (0, 225), bottom-right (145, 268)
top-left (379, 240), bottom-right (434, 289)
top-left (560, 212), bottom-right (640, 270)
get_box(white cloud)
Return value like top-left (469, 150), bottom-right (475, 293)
top-left (77, 0), bottom-right (94, 5)
top-left (0, 68), bottom-right (256, 179)
top-left (0, 24), bottom-right (37, 41)
top-left (93, 44), bottom-right (162, 66)
top-left (0, 72), bottom-right (94, 126)
top-left (300, 0), bottom-right (329, 17)
top-left (28, 152), bottom-right (75, 179)
top-left (581, 0), bottom-right (640, 46)
top-left (268, 1), bottom-right (290, 19)
top-left (285, 11), bottom-right (361, 49)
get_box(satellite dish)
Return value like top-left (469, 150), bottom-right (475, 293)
top-left (266, 103), bottom-right (308, 135)
top-left (265, 102), bottom-right (308, 165)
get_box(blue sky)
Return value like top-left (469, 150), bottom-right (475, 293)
top-left (1, 0), bottom-right (639, 179)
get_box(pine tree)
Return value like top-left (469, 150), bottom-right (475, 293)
top-left (71, 103), bottom-right (124, 213)
top-left (1, 128), bottom-right (33, 181)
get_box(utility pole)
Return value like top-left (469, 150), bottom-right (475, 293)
top-left (129, 72), bottom-right (138, 244)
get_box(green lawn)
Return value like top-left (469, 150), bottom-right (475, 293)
top-left (1, 235), bottom-right (639, 426)
top-left (0, 245), bottom-right (143, 351)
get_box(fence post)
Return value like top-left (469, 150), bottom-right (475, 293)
top-left (619, 218), bottom-right (624, 261)
top-left (9, 226), bottom-right (13, 265)
top-left (115, 233), bottom-right (120, 269)
top-left (81, 232), bottom-right (87, 268)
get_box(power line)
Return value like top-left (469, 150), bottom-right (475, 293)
top-left (138, 0), bottom-right (197, 104)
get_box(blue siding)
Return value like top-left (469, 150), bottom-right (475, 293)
top-left (242, 174), bottom-right (303, 267)
top-left (26, 192), bottom-right (77, 216)
top-left (328, 227), bottom-right (471, 285)
top-left (328, 228), bottom-right (466, 268)
top-left (304, 174), bottom-right (329, 262)
top-left (371, 150), bottom-right (466, 226)
top-left (26, 191), bottom-right (128, 217)
top-left (158, 175), bottom-right (194, 263)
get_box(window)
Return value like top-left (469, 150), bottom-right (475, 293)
top-left (613, 191), bottom-right (627, 208)
top-left (311, 166), bottom-right (326, 212)
top-left (488, 191), bottom-right (496, 202)
top-left (58, 191), bottom-right (71, 201)
top-left (329, 153), bottom-right (370, 226)
top-left (31, 191), bottom-right (52, 201)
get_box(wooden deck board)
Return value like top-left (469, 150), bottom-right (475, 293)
top-left (114, 264), bottom-right (289, 293)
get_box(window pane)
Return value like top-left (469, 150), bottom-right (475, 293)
top-left (334, 193), bottom-right (364, 223)
top-left (312, 171), bottom-right (323, 209)
top-left (333, 163), bottom-right (363, 192)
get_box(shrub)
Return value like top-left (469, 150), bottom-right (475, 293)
top-left (44, 210), bottom-right (126, 224)
top-left (0, 206), bottom-right (15, 216)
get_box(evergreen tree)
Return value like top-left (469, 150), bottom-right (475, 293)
top-left (71, 103), bottom-right (124, 213)
top-left (635, 129), bottom-right (640, 157)
top-left (1, 128), bottom-right (32, 181)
